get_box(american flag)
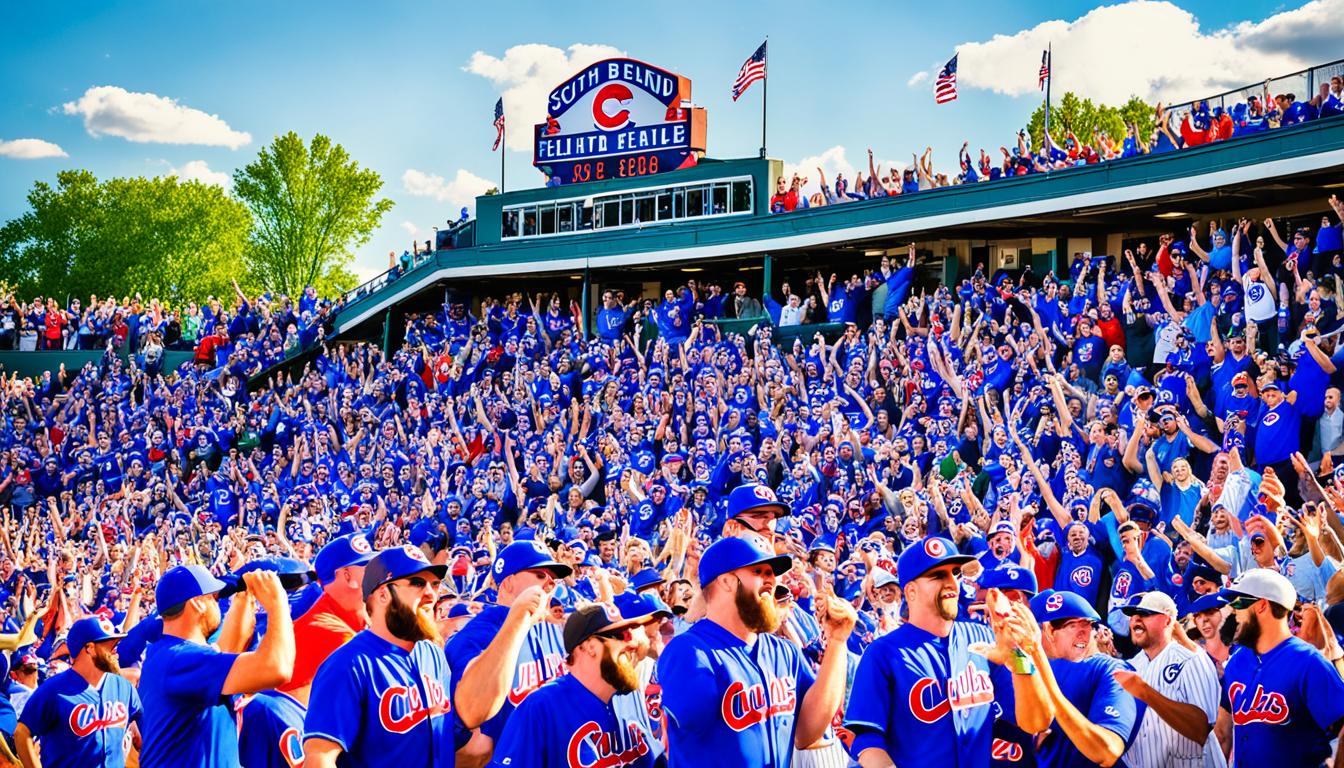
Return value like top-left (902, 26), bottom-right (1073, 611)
top-left (1038, 49), bottom-right (1050, 91)
top-left (492, 98), bottom-right (505, 152)
top-left (935, 55), bottom-right (958, 104)
top-left (732, 41), bottom-right (767, 101)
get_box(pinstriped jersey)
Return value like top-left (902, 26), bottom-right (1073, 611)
top-left (1126, 643), bottom-right (1220, 768)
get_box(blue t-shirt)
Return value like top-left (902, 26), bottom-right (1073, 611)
top-left (487, 672), bottom-right (661, 768)
top-left (657, 617), bottom-right (816, 768)
top-left (1222, 637), bottom-right (1344, 767)
top-left (17, 668), bottom-right (141, 768)
top-left (304, 630), bottom-right (458, 768)
top-left (238, 690), bottom-right (306, 768)
top-left (138, 636), bottom-right (240, 768)
top-left (1036, 655), bottom-right (1142, 768)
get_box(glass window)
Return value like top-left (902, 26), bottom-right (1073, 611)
top-left (602, 200), bottom-right (619, 228)
top-left (686, 187), bottom-right (704, 218)
top-left (558, 204), bottom-right (574, 233)
top-left (636, 194), bottom-right (655, 224)
top-left (539, 205), bottom-right (556, 235)
top-left (731, 181), bottom-right (753, 214)
top-left (657, 192), bottom-right (673, 221)
top-left (673, 189), bottom-right (684, 219)
top-left (522, 207), bottom-right (537, 237)
top-left (712, 184), bottom-right (728, 215)
top-left (620, 197), bottom-right (633, 226)
top-left (502, 210), bottom-right (519, 238)
top-left (581, 203), bottom-right (594, 230)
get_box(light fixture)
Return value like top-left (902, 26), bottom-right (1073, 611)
top-left (1325, 182), bottom-right (1344, 189)
top-left (1154, 212), bottom-right (1188, 219)
top-left (570, 274), bottom-right (583, 280)
top-left (740, 265), bottom-right (762, 271)
top-left (681, 267), bottom-right (704, 272)
top-left (864, 249), bottom-right (885, 256)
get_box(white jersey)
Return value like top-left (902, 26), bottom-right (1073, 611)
top-left (1242, 275), bottom-right (1276, 323)
top-left (1127, 642), bottom-right (1222, 768)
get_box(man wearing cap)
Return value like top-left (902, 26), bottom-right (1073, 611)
top-left (1253, 382), bottom-right (1303, 506)
top-left (1113, 592), bottom-right (1222, 768)
top-left (657, 535), bottom-right (856, 768)
top-left (14, 617), bottom-right (140, 768)
top-left (279, 533), bottom-right (374, 697)
top-left (845, 537), bottom-right (1053, 768)
top-left (614, 591), bottom-right (675, 754)
top-left (445, 541), bottom-right (572, 766)
top-left (488, 602), bottom-right (663, 768)
top-left (1028, 589), bottom-right (1142, 768)
top-left (721, 483), bottom-right (791, 546)
top-left (139, 566), bottom-right (294, 768)
top-left (1215, 568), bottom-right (1344, 767)
top-left (980, 522), bottom-right (1020, 572)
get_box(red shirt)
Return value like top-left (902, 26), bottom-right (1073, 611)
top-left (277, 590), bottom-right (366, 693)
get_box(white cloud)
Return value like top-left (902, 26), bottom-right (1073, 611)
top-left (0, 138), bottom-right (67, 159)
top-left (62, 85), bottom-right (251, 149)
top-left (463, 43), bottom-right (625, 152)
top-left (169, 159), bottom-right (231, 189)
top-left (401, 168), bottom-right (493, 214)
top-left (400, 221), bottom-right (421, 238)
top-left (906, 71), bottom-right (929, 88)
top-left (928, 0), bottom-right (1329, 105)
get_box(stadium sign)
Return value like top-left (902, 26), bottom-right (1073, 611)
top-left (534, 58), bottom-right (706, 185)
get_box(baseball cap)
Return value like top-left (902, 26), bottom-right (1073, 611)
top-left (978, 564), bottom-right (1038, 595)
top-left (447, 603), bottom-right (473, 619)
top-left (361, 546), bottom-right (449, 599)
top-left (1260, 381), bottom-right (1282, 394)
top-left (1120, 591), bottom-right (1178, 620)
top-left (613, 591), bottom-right (673, 622)
top-left (492, 541), bottom-right (574, 582)
top-left (872, 569), bottom-right (899, 589)
top-left (563, 603), bottom-right (644, 655)
top-left (157, 565), bottom-right (229, 613)
top-left (897, 537), bottom-right (975, 586)
top-left (315, 534), bottom-right (376, 585)
top-left (697, 536), bottom-right (792, 588)
top-left (727, 483), bottom-right (790, 519)
top-left (989, 521), bottom-right (1016, 538)
top-left (10, 653), bottom-right (39, 673)
top-left (1030, 589), bottom-right (1101, 624)
top-left (67, 616), bottom-right (126, 655)
top-left (1188, 593), bottom-right (1228, 615)
top-left (1219, 568), bottom-right (1296, 611)
top-left (629, 569), bottom-right (665, 593)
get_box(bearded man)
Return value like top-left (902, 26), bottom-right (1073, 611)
top-left (657, 536), bottom-right (857, 768)
top-left (14, 617), bottom-right (141, 768)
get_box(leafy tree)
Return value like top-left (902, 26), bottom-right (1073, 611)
top-left (1026, 92), bottom-right (1156, 153)
top-left (233, 132), bottom-right (393, 297)
top-left (0, 170), bottom-right (251, 304)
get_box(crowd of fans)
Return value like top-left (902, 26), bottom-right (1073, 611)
top-left (4, 192), bottom-right (1344, 766)
top-left (771, 76), bottom-right (1344, 213)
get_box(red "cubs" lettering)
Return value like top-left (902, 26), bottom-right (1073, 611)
top-left (508, 654), bottom-right (569, 706)
top-left (378, 677), bottom-right (450, 734)
top-left (947, 662), bottom-right (994, 711)
top-left (991, 738), bottom-right (1024, 761)
top-left (909, 678), bottom-right (951, 723)
top-left (1228, 682), bottom-right (1290, 725)
top-left (565, 720), bottom-right (650, 768)
top-left (720, 677), bottom-right (798, 731)
top-left (68, 701), bottom-right (129, 737)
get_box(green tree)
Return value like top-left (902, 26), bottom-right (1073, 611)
top-left (1027, 92), bottom-right (1156, 152)
top-left (0, 170), bottom-right (251, 304)
top-left (233, 132), bottom-right (393, 297)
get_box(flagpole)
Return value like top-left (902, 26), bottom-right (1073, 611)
top-left (760, 38), bottom-right (768, 158)
top-left (501, 118), bottom-right (507, 193)
top-left (1044, 43), bottom-right (1052, 161)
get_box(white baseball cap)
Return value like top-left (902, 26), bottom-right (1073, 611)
top-left (1219, 568), bottom-right (1296, 611)
top-left (1120, 591), bottom-right (1178, 620)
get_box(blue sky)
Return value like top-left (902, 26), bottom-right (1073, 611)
top-left (2, 0), bottom-right (1336, 281)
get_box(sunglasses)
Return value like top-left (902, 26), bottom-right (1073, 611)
top-left (1227, 595), bottom-right (1261, 610)
top-left (595, 627), bottom-right (635, 642)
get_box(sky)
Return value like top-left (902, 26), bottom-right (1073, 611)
top-left (2, 0), bottom-right (1340, 283)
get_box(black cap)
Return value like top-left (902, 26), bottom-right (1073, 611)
top-left (562, 603), bottom-right (641, 654)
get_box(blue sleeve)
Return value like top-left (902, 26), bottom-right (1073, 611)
top-left (165, 644), bottom-right (238, 707)
top-left (15, 685), bottom-right (51, 734)
top-left (1087, 662), bottom-right (1139, 741)
top-left (656, 641), bottom-right (719, 731)
top-left (843, 644), bottom-right (891, 735)
top-left (990, 661), bottom-right (1016, 727)
top-left (1302, 645), bottom-right (1344, 733)
top-left (304, 655), bottom-right (365, 749)
top-left (486, 694), bottom-right (549, 768)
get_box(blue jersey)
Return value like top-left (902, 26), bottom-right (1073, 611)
top-left (1053, 545), bottom-right (1103, 607)
top-left (1253, 400), bottom-right (1299, 466)
top-left (17, 668), bottom-right (141, 768)
top-left (304, 630), bottom-right (458, 768)
top-left (238, 690), bottom-right (306, 768)
top-left (444, 604), bottom-right (568, 742)
top-left (1221, 637), bottom-right (1344, 767)
top-left (487, 673), bottom-right (661, 768)
top-left (1036, 655), bottom-right (1141, 768)
top-left (657, 618), bottom-right (816, 768)
top-left (845, 620), bottom-right (1013, 768)
top-left (138, 636), bottom-right (240, 768)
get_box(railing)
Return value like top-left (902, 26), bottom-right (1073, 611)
top-left (1161, 57), bottom-right (1344, 132)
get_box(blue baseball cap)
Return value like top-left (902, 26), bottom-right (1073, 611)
top-left (447, 603), bottom-right (473, 619)
top-left (727, 483), bottom-right (790, 519)
top-left (492, 541), bottom-right (574, 582)
top-left (361, 545), bottom-right (449, 599)
top-left (978, 564), bottom-right (1038, 595)
top-left (315, 533), bottom-right (376, 585)
top-left (66, 616), bottom-right (125, 655)
top-left (613, 591), bottom-right (673, 622)
top-left (156, 565), bottom-right (229, 613)
top-left (629, 569), bottom-right (665, 592)
top-left (897, 537), bottom-right (975, 586)
top-left (1188, 593), bottom-right (1228, 615)
top-left (1030, 589), bottom-right (1101, 624)
top-left (698, 536), bottom-right (792, 588)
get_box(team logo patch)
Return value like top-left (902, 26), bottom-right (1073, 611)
top-left (350, 535), bottom-right (372, 554)
top-left (1228, 682), bottom-right (1290, 725)
top-left (1072, 567), bottom-right (1094, 587)
top-left (279, 727), bottom-right (305, 768)
top-left (1263, 412), bottom-right (1280, 426)
top-left (68, 701), bottom-right (130, 737)
top-left (565, 720), bottom-right (651, 768)
top-left (924, 539), bottom-right (947, 557)
top-left (1162, 663), bottom-right (1182, 685)
top-left (1045, 593), bottom-right (1065, 612)
top-left (721, 677), bottom-right (798, 731)
top-left (377, 676), bottom-right (451, 733)
top-left (753, 485), bottom-right (777, 502)
top-left (1114, 571), bottom-right (1133, 596)
top-left (991, 739), bottom-right (1024, 762)
top-left (401, 545), bottom-right (429, 563)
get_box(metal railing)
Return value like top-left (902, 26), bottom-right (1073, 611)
top-left (1161, 57), bottom-right (1343, 132)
